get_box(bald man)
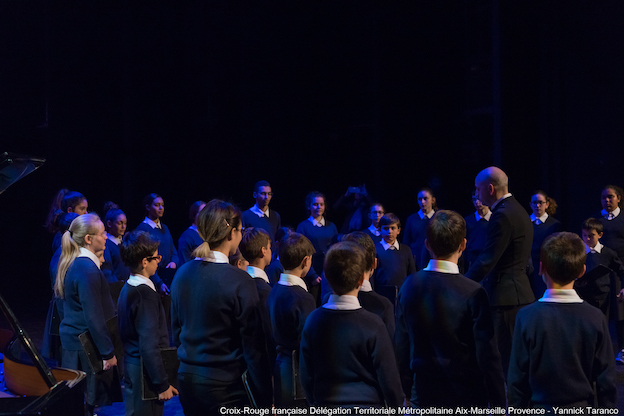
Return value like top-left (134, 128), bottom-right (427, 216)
top-left (465, 167), bottom-right (534, 373)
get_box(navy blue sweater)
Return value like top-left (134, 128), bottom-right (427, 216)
top-left (171, 260), bottom-right (271, 405)
top-left (296, 219), bottom-right (338, 272)
top-left (267, 283), bottom-right (316, 352)
top-left (404, 212), bottom-right (431, 269)
top-left (373, 242), bottom-right (416, 289)
top-left (118, 281), bottom-right (170, 394)
top-left (105, 239), bottom-right (130, 281)
top-left (508, 300), bottom-right (615, 407)
top-left (59, 257), bottom-right (116, 358)
top-left (135, 222), bottom-right (179, 266)
top-left (177, 227), bottom-right (204, 266)
top-left (242, 209), bottom-right (282, 242)
top-left (300, 307), bottom-right (404, 406)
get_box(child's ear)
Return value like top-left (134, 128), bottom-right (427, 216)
top-left (538, 261), bottom-right (543, 277)
top-left (397, 227), bottom-right (401, 235)
top-left (577, 264), bottom-right (587, 280)
top-left (598, 232), bottom-right (604, 239)
top-left (459, 238), bottom-right (467, 252)
top-left (357, 274), bottom-right (365, 287)
top-left (300, 255), bottom-right (312, 270)
top-left (372, 257), bottom-right (378, 271)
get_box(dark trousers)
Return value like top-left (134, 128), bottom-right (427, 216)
top-left (491, 304), bottom-right (524, 376)
top-left (177, 372), bottom-right (249, 416)
top-left (124, 360), bottom-right (164, 416)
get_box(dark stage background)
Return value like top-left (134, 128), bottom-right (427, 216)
top-left (0, 2), bottom-right (623, 309)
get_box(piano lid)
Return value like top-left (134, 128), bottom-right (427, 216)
top-left (0, 152), bottom-right (46, 195)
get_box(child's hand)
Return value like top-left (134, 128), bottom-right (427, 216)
top-left (160, 283), bottom-right (171, 295)
top-left (312, 276), bottom-right (322, 286)
top-left (158, 385), bottom-right (178, 401)
top-left (166, 262), bottom-right (177, 269)
top-left (103, 356), bottom-right (117, 371)
top-left (618, 288), bottom-right (624, 301)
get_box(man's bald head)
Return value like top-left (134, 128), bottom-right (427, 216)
top-left (475, 166), bottom-right (509, 206)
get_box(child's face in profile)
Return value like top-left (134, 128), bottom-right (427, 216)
top-left (581, 229), bottom-right (602, 249)
top-left (381, 223), bottom-right (400, 245)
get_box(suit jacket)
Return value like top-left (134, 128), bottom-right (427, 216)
top-left (465, 196), bottom-right (534, 306)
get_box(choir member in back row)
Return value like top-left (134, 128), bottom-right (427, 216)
top-left (242, 180), bottom-right (281, 241)
top-left (178, 200), bottom-right (206, 266)
top-left (46, 189), bottom-right (89, 253)
top-left (404, 187), bottom-right (437, 270)
top-left (528, 190), bottom-right (561, 298)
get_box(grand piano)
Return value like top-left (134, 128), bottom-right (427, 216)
top-left (0, 152), bottom-right (86, 416)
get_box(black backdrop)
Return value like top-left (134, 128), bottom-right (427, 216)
top-left (1, 2), bottom-right (623, 309)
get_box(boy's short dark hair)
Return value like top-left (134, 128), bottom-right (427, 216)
top-left (239, 227), bottom-right (271, 262)
top-left (229, 248), bottom-right (246, 266)
top-left (582, 218), bottom-right (603, 234)
top-left (275, 226), bottom-right (293, 243)
top-left (426, 210), bottom-right (466, 258)
top-left (120, 231), bottom-right (160, 273)
top-left (279, 232), bottom-right (315, 270)
top-left (540, 232), bottom-right (587, 285)
top-left (379, 213), bottom-right (401, 229)
top-left (324, 241), bottom-right (367, 295)
top-left (342, 231), bottom-right (376, 271)
top-left (254, 180), bottom-right (271, 192)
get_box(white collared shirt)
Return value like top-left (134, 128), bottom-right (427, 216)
top-left (250, 204), bottom-right (270, 218)
top-left (418, 210), bottom-right (435, 220)
top-left (307, 216), bottom-right (326, 227)
top-left (423, 259), bottom-right (460, 274)
top-left (277, 273), bottom-right (308, 291)
top-left (359, 280), bottom-right (373, 293)
top-left (539, 289), bottom-right (583, 303)
top-left (143, 217), bottom-right (161, 229)
top-left (368, 224), bottom-right (380, 236)
top-left (586, 241), bottom-right (603, 254)
top-left (106, 233), bottom-right (122, 246)
top-left (196, 250), bottom-right (229, 264)
top-left (323, 294), bottom-right (361, 310)
top-left (247, 265), bottom-right (270, 284)
top-left (530, 213), bottom-right (549, 224)
top-left (490, 193), bottom-right (512, 211)
top-left (475, 210), bottom-right (492, 222)
top-left (127, 273), bottom-right (156, 292)
top-left (380, 239), bottom-right (400, 251)
top-left (602, 207), bottom-right (621, 220)
top-left (78, 247), bottom-right (102, 269)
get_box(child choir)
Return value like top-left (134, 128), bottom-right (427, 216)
top-left (45, 177), bottom-right (621, 414)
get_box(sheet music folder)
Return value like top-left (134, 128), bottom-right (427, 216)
top-left (140, 347), bottom-right (179, 400)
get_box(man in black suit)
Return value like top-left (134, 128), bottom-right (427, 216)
top-left (465, 166), bottom-right (535, 373)
top-left (395, 210), bottom-right (506, 408)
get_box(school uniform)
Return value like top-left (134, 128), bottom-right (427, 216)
top-left (358, 280), bottom-right (395, 339)
top-left (266, 257), bottom-right (320, 289)
top-left (171, 251), bottom-right (272, 415)
top-left (529, 213), bottom-right (561, 298)
top-left (135, 217), bottom-right (179, 286)
top-left (365, 224), bottom-right (382, 245)
top-left (105, 234), bottom-right (131, 282)
top-left (596, 207), bottom-right (624, 322)
top-left (242, 205), bottom-right (282, 242)
top-left (395, 260), bottom-right (506, 408)
top-left (267, 273), bottom-right (316, 407)
top-left (373, 239), bottom-right (416, 290)
top-left (177, 225), bottom-right (204, 266)
top-left (296, 216), bottom-right (338, 272)
top-left (118, 274), bottom-right (169, 416)
top-left (404, 210), bottom-right (434, 270)
top-left (42, 247), bottom-right (63, 364)
top-left (247, 266), bottom-right (276, 366)
top-left (463, 210), bottom-right (491, 273)
top-left (59, 248), bottom-right (118, 408)
top-left (300, 294), bottom-right (404, 407)
top-left (508, 289), bottom-right (616, 408)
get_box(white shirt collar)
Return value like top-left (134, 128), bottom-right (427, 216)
top-left (106, 233), bottom-right (122, 245)
top-left (530, 213), bottom-right (549, 224)
top-left (307, 216), bottom-right (326, 227)
top-left (418, 210), bottom-right (435, 220)
top-left (586, 241), bottom-right (603, 254)
top-left (539, 289), bottom-right (583, 303)
top-left (277, 273), bottom-right (308, 291)
top-left (380, 239), bottom-right (400, 251)
top-left (143, 217), bottom-right (161, 229)
top-left (195, 250), bottom-right (229, 264)
top-left (247, 265), bottom-right (270, 284)
top-left (250, 204), bottom-right (270, 218)
top-left (359, 280), bottom-right (373, 292)
top-left (602, 206), bottom-right (621, 219)
top-left (127, 273), bottom-right (156, 292)
top-left (491, 193), bottom-right (512, 211)
top-left (423, 259), bottom-right (460, 274)
top-left (367, 224), bottom-right (380, 236)
top-left (78, 247), bottom-right (102, 269)
top-left (323, 294), bottom-right (361, 310)
top-left (475, 210), bottom-right (492, 222)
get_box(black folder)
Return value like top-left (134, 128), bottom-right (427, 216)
top-left (141, 347), bottom-right (179, 400)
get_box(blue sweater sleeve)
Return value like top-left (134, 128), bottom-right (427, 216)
top-left (78, 266), bottom-right (115, 359)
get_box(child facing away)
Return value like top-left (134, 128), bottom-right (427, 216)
top-left (267, 232), bottom-right (317, 407)
top-left (508, 232), bottom-right (616, 408)
top-left (300, 241), bottom-right (404, 407)
top-left (395, 210), bottom-right (505, 409)
top-left (118, 231), bottom-right (178, 416)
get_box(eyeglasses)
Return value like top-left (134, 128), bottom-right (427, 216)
top-left (146, 255), bottom-right (162, 262)
top-left (530, 201), bottom-right (546, 206)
